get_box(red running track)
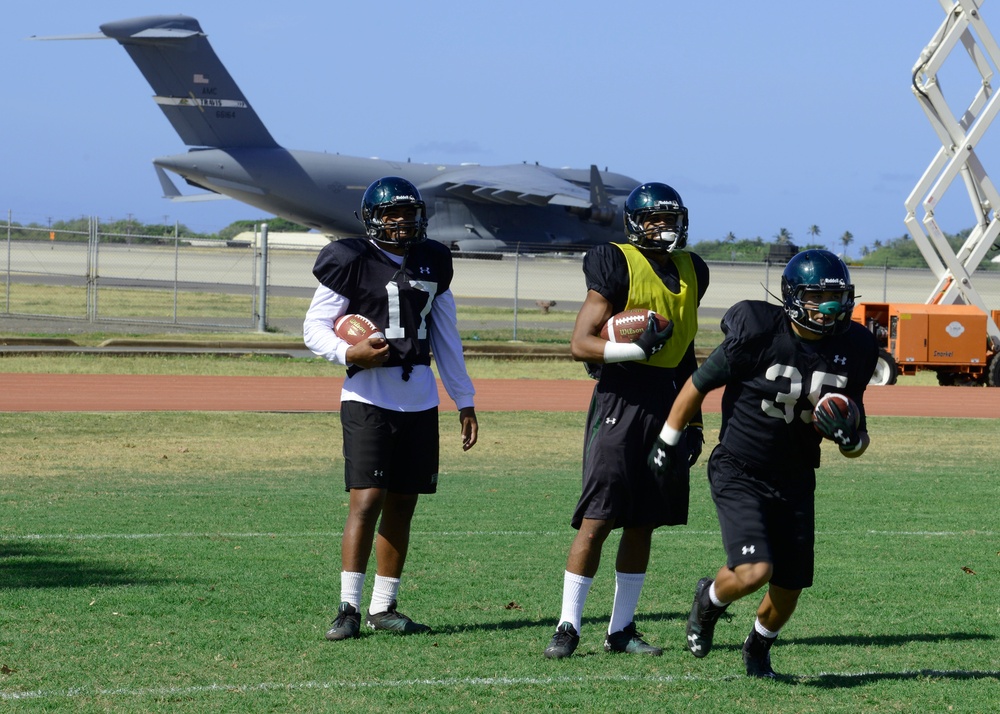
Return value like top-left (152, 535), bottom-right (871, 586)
top-left (1, 374), bottom-right (998, 417)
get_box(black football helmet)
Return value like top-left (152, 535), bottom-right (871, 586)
top-left (781, 250), bottom-right (856, 335)
top-left (359, 176), bottom-right (428, 248)
top-left (623, 182), bottom-right (689, 252)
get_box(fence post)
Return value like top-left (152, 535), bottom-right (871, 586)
top-left (513, 243), bottom-right (520, 341)
top-left (173, 221), bottom-right (180, 323)
top-left (4, 210), bottom-right (10, 313)
top-left (257, 222), bottom-right (269, 332)
top-left (87, 216), bottom-right (99, 322)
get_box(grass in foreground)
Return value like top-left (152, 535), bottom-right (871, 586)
top-left (0, 411), bottom-right (996, 712)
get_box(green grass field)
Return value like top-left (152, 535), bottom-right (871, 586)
top-left (0, 407), bottom-right (996, 712)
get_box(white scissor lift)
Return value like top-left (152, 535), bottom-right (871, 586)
top-left (860, 0), bottom-right (1000, 386)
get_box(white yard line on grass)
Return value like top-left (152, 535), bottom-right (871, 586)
top-left (2, 670), bottom-right (999, 703)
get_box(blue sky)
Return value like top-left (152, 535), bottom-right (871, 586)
top-left (2, 2), bottom-right (994, 252)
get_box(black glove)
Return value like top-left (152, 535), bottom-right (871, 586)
top-left (647, 435), bottom-right (680, 480)
top-left (813, 401), bottom-right (861, 449)
top-left (684, 425), bottom-right (704, 467)
top-left (634, 314), bottom-right (674, 360)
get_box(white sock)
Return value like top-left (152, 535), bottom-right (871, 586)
top-left (559, 571), bottom-right (593, 633)
top-left (609, 571), bottom-right (646, 635)
top-left (754, 617), bottom-right (780, 640)
top-left (709, 581), bottom-right (730, 607)
top-left (340, 571), bottom-right (365, 611)
top-left (369, 575), bottom-right (401, 615)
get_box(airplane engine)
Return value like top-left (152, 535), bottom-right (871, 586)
top-left (568, 203), bottom-right (619, 226)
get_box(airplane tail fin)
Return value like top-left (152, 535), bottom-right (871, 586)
top-left (99, 15), bottom-right (278, 149)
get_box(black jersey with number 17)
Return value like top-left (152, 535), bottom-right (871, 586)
top-left (311, 238), bottom-right (454, 373)
top-left (713, 300), bottom-right (878, 471)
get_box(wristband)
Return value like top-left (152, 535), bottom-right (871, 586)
top-left (658, 423), bottom-right (682, 446)
top-left (603, 341), bottom-right (646, 363)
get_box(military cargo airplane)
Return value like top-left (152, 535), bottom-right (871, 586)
top-left (36, 15), bottom-right (642, 252)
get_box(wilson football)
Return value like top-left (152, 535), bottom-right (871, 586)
top-left (812, 393), bottom-right (860, 436)
top-left (600, 309), bottom-right (670, 343)
top-left (333, 313), bottom-right (384, 345)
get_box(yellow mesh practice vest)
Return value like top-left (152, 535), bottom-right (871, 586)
top-left (614, 243), bottom-right (699, 369)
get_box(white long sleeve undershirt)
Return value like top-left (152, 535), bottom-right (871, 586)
top-left (302, 282), bottom-right (475, 413)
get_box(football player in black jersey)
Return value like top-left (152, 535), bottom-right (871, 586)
top-left (648, 249), bottom-right (877, 678)
top-left (544, 183), bottom-right (710, 659)
top-left (304, 177), bottom-right (478, 641)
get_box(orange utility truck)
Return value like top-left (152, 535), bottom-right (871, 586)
top-left (853, 302), bottom-right (1000, 386)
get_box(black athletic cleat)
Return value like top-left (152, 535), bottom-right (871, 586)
top-left (604, 622), bottom-right (663, 656)
top-left (544, 621), bottom-right (580, 659)
top-left (742, 630), bottom-right (779, 679)
top-left (365, 601), bottom-right (431, 634)
top-left (686, 577), bottom-right (729, 658)
top-left (325, 601), bottom-right (361, 641)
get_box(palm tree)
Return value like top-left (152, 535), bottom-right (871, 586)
top-left (724, 231), bottom-right (737, 243)
top-left (840, 231), bottom-right (854, 260)
top-left (807, 224), bottom-right (821, 246)
top-left (775, 227), bottom-right (793, 245)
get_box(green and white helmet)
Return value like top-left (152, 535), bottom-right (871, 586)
top-left (623, 182), bottom-right (689, 252)
top-left (781, 250), bottom-right (856, 335)
top-left (359, 176), bottom-right (428, 248)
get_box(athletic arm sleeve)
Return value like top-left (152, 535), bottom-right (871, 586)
top-left (429, 289), bottom-right (476, 410)
top-left (691, 343), bottom-right (732, 393)
top-left (678, 341), bottom-right (704, 426)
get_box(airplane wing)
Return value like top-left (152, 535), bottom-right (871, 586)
top-left (418, 164), bottom-right (593, 209)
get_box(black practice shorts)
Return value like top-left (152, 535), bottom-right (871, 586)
top-left (340, 401), bottom-right (439, 494)
top-left (572, 380), bottom-right (689, 530)
top-left (707, 445), bottom-right (816, 590)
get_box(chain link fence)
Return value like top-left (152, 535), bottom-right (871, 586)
top-left (4, 213), bottom-right (1000, 336)
top-left (3, 217), bottom-right (262, 330)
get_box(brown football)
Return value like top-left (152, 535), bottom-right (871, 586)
top-left (600, 309), bottom-right (670, 343)
top-left (812, 393), bottom-right (860, 436)
top-left (333, 314), bottom-right (385, 345)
